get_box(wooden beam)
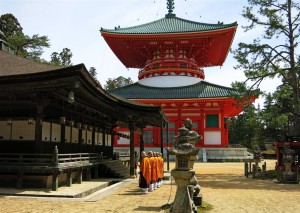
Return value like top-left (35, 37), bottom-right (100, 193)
top-left (129, 119), bottom-right (135, 177)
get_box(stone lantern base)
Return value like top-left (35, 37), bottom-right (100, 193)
top-left (171, 170), bottom-right (196, 213)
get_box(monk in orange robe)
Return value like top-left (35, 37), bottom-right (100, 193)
top-left (157, 152), bottom-right (164, 187)
top-left (148, 151), bottom-right (158, 191)
top-left (139, 151), bottom-right (151, 194)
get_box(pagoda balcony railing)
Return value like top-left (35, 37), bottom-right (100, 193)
top-left (138, 66), bottom-right (205, 80)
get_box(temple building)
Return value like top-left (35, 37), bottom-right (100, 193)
top-left (0, 30), bottom-right (167, 189)
top-left (101, 0), bottom-right (256, 154)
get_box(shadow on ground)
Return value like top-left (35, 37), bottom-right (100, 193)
top-left (197, 174), bottom-right (300, 192)
top-left (134, 206), bottom-right (163, 212)
top-left (117, 188), bottom-right (142, 196)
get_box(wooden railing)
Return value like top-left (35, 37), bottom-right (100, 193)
top-left (0, 146), bottom-right (104, 191)
top-left (0, 149), bottom-right (103, 168)
top-left (0, 153), bottom-right (54, 167)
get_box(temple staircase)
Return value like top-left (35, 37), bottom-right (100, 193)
top-left (100, 159), bottom-right (130, 178)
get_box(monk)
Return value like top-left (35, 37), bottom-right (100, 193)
top-left (153, 152), bottom-right (160, 190)
top-left (148, 151), bottom-right (158, 191)
top-left (157, 152), bottom-right (164, 188)
top-left (139, 151), bottom-right (151, 194)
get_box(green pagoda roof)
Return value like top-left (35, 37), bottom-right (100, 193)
top-left (100, 16), bottom-right (237, 35)
top-left (108, 81), bottom-right (239, 99)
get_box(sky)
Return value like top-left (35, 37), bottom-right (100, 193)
top-left (0, 0), bottom-right (282, 106)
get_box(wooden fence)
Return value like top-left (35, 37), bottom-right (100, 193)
top-left (0, 146), bottom-right (103, 191)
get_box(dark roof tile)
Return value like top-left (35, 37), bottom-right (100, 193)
top-left (0, 50), bottom-right (62, 76)
top-left (101, 16), bottom-right (237, 34)
top-left (108, 81), bottom-right (239, 99)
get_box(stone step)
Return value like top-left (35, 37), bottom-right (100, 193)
top-left (100, 160), bottom-right (130, 178)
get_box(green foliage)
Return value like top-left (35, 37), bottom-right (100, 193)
top-left (232, 0), bottom-right (300, 136)
top-left (0, 13), bottom-right (50, 62)
top-left (228, 104), bottom-right (264, 148)
top-left (88, 67), bottom-right (100, 84)
top-left (0, 13), bottom-right (23, 37)
top-left (49, 48), bottom-right (73, 66)
top-left (104, 76), bottom-right (134, 90)
top-left (1, 13), bottom-right (74, 66)
top-left (59, 48), bottom-right (72, 66)
top-left (88, 67), bottom-right (97, 78)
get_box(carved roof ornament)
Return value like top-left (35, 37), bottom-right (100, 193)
top-left (166, 0), bottom-right (176, 18)
top-left (167, 0), bottom-right (174, 14)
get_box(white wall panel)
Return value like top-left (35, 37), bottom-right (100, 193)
top-left (204, 131), bottom-right (221, 145)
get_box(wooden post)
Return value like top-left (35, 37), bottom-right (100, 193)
top-left (275, 162), bottom-right (280, 182)
top-left (166, 123), bottom-right (170, 171)
top-left (78, 127), bottom-right (82, 153)
top-left (244, 162), bottom-right (248, 178)
top-left (160, 119), bottom-right (164, 156)
top-left (139, 128), bottom-right (144, 164)
top-left (262, 161), bottom-right (266, 180)
top-left (93, 166), bottom-right (99, 178)
top-left (102, 128), bottom-right (106, 147)
top-left (60, 123), bottom-right (66, 153)
top-left (92, 127), bottom-right (96, 152)
top-left (67, 171), bottom-right (72, 187)
top-left (86, 168), bottom-right (91, 180)
top-left (77, 169), bottom-right (82, 184)
top-left (52, 146), bottom-right (59, 191)
top-left (35, 104), bottom-right (44, 153)
top-left (52, 171), bottom-right (59, 191)
top-left (252, 164), bottom-right (256, 179)
top-left (129, 119), bottom-right (135, 177)
top-left (16, 169), bottom-right (23, 189)
top-left (53, 146), bottom-right (59, 167)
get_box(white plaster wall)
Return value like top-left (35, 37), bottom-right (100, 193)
top-left (65, 126), bottom-right (71, 142)
top-left (107, 134), bottom-right (112, 146)
top-left (87, 130), bottom-right (92, 144)
top-left (51, 123), bottom-right (61, 142)
top-left (97, 132), bottom-right (103, 145)
top-left (204, 131), bottom-right (221, 145)
top-left (139, 76), bottom-right (202, 87)
top-left (12, 121), bottom-right (35, 140)
top-left (81, 130), bottom-right (87, 143)
top-left (42, 122), bottom-right (51, 141)
top-left (0, 121), bottom-right (12, 140)
top-left (72, 128), bottom-right (79, 143)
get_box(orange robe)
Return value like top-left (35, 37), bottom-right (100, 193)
top-left (140, 157), bottom-right (151, 185)
top-left (158, 156), bottom-right (164, 179)
top-left (149, 156), bottom-right (158, 182)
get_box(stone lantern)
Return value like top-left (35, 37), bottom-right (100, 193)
top-left (278, 143), bottom-right (299, 183)
top-left (166, 119), bottom-right (202, 213)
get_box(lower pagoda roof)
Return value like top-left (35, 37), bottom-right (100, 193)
top-left (108, 81), bottom-right (240, 100)
top-left (108, 81), bottom-right (258, 117)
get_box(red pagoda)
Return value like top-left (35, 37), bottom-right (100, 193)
top-left (100, 0), bottom-right (256, 152)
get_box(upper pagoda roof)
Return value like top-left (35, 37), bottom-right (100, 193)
top-left (100, 16), bottom-right (237, 35)
top-left (100, 11), bottom-right (237, 68)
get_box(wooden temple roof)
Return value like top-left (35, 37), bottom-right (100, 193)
top-left (108, 81), bottom-right (240, 99)
top-left (100, 16), bottom-right (237, 34)
top-left (108, 81), bottom-right (257, 117)
top-left (0, 50), bottom-right (168, 127)
top-left (100, 15), bottom-right (237, 68)
top-left (0, 50), bottom-right (61, 75)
